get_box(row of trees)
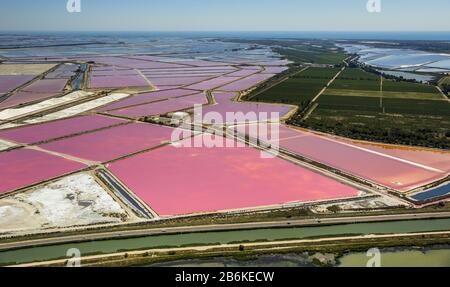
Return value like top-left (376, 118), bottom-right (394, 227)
top-left (288, 116), bottom-right (450, 150)
top-left (348, 60), bottom-right (431, 84)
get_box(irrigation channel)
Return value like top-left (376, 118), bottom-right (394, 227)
top-left (150, 246), bottom-right (450, 267)
top-left (1, 218), bottom-right (450, 266)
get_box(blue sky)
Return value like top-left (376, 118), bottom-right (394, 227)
top-left (1, 0), bottom-right (449, 31)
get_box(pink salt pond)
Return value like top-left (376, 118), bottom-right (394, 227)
top-left (89, 75), bottom-right (149, 89)
top-left (238, 124), bottom-right (450, 192)
top-left (196, 92), bottom-right (292, 124)
top-left (83, 56), bottom-right (188, 69)
top-left (97, 89), bottom-right (198, 112)
top-left (107, 135), bottom-right (359, 216)
top-left (39, 123), bottom-right (177, 162)
top-left (146, 76), bottom-right (213, 87)
top-left (262, 66), bottom-right (289, 74)
top-left (0, 115), bottom-right (127, 144)
top-left (108, 93), bottom-right (207, 118)
top-left (0, 148), bottom-right (86, 194)
top-left (218, 74), bottom-right (275, 92)
top-left (185, 76), bottom-right (241, 90)
top-left (0, 91), bottom-right (57, 110)
top-left (0, 75), bottom-right (35, 93)
top-left (22, 79), bottom-right (68, 93)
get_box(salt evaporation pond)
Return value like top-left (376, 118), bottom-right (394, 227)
top-left (338, 44), bottom-right (450, 72)
top-left (39, 123), bottom-right (177, 162)
top-left (0, 115), bottom-right (127, 144)
top-left (108, 135), bottom-right (359, 216)
top-left (0, 148), bottom-right (86, 194)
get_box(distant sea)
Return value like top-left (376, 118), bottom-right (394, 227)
top-left (1, 31), bottom-right (450, 41)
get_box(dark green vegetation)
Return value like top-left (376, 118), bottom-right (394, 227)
top-left (225, 38), bottom-right (347, 65)
top-left (439, 76), bottom-right (450, 97)
top-left (289, 68), bottom-right (450, 149)
top-left (251, 67), bottom-right (338, 110)
top-left (298, 108), bottom-right (449, 148)
top-left (273, 46), bottom-right (347, 65)
top-left (243, 57), bottom-right (450, 148)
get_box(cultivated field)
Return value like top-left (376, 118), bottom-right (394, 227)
top-left (292, 68), bottom-right (450, 149)
top-left (253, 67), bottom-right (339, 109)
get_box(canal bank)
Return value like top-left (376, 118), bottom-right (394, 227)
top-left (338, 245), bottom-right (450, 267)
top-left (1, 218), bottom-right (450, 266)
top-left (148, 245), bottom-right (450, 267)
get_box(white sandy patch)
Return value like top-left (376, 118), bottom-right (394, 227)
top-left (22, 93), bottom-right (128, 125)
top-left (0, 93), bottom-right (128, 129)
top-left (0, 64), bottom-right (56, 76)
top-left (0, 139), bottom-right (17, 151)
top-left (0, 91), bottom-right (93, 121)
top-left (310, 196), bottom-right (405, 214)
top-left (0, 173), bottom-right (130, 235)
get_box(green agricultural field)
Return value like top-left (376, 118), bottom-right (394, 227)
top-left (252, 67), bottom-right (339, 109)
top-left (439, 76), bottom-right (450, 86)
top-left (382, 80), bottom-right (439, 93)
top-left (324, 89), bottom-right (443, 100)
top-left (317, 95), bottom-right (449, 116)
top-left (328, 80), bottom-right (379, 91)
top-left (246, 61), bottom-right (449, 148)
top-left (338, 68), bottom-right (380, 81)
top-left (297, 107), bottom-right (450, 149)
top-left (328, 68), bottom-right (381, 91)
top-left (438, 76), bottom-right (450, 97)
top-left (225, 38), bottom-right (347, 65)
top-left (318, 68), bottom-right (445, 112)
top-left (287, 67), bottom-right (450, 148)
top-left (274, 46), bottom-right (347, 65)
top-left (293, 67), bottom-right (339, 79)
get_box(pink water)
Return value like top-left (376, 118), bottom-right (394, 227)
top-left (89, 75), bottom-right (149, 88)
top-left (98, 89), bottom-right (198, 112)
top-left (225, 69), bottom-right (260, 77)
top-left (83, 56), bottom-right (188, 69)
top-left (108, 135), bottom-right (359, 216)
top-left (185, 76), bottom-right (241, 90)
top-left (263, 67), bottom-right (289, 74)
top-left (0, 75), bottom-right (35, 93)
top-left (280, 135), bottom-right (441, 191)
top-left (168, 60), bottom-right (231, 67)
top-left (91, 69), bottom-right (139, 77)
top-left (198, 92), bottom-right (292, 124)
top-left (240, 124), bottom-right (449, 192)
top-left (45, 65), bottom-right (78, 79)
top-left (350, 141), bottom-right (450, 174)
top-left (259, 60), bottom-right (292, 66)
top-left (140, 66), bottom-right (236, 75)
top-left (147, 73), bottom-right (223, 78)
top-left (39, 123), bottom-right (177, 162)
top-left (109, 93), bottom-right (207, 118)
top-left (218, 74), bottom-right (275, 92)
top-left (0, 115), bottom-right (127, 144)
top-left (22, 79), bottom-right (67, 93)
top-left (0, 91), bottom-right (56, 110)
top-left (0, 148), bottom-right (86, 194)
top-left (146, 76), bottom-right (213, 87)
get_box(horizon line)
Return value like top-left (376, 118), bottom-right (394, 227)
top-left (1, 30), bottom-right (450, 33)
